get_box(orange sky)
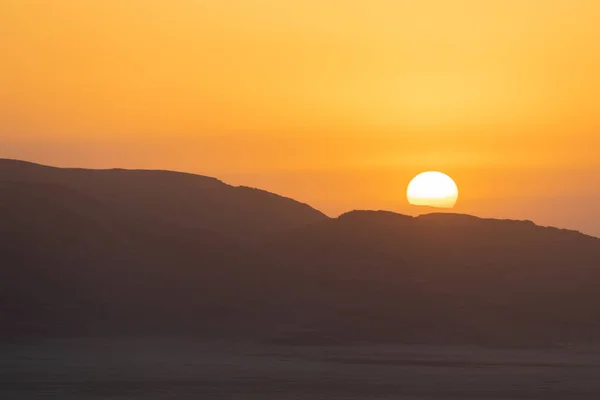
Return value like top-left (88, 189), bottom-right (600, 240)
top-left (1, 1), bottom-right (599, 235)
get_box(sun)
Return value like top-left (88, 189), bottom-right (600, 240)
top-left (407, 172), bottom-right (459, 208)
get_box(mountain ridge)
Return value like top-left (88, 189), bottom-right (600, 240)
top-left (0, 158), bottom-right (328, 243)
top-left (2, 158), bottom-right (600, 346)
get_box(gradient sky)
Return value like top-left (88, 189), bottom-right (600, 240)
top-left (2, 1), bottom-right (599, 235)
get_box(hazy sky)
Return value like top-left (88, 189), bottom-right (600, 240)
top-left (1, 1), bottom-right (599, 234)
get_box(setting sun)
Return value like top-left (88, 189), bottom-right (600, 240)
top-left (407, 172), bottom-right (459, 209)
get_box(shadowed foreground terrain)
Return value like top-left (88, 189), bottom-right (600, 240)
top-left (3, 339), bottom-right (600, 399)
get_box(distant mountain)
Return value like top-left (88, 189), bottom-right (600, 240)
top-left (0, 159), bottom-right (328, 243)
top-left (454, 196), bottom-right (600, 239)
top-left (2, 159), bottom-right (600, 346)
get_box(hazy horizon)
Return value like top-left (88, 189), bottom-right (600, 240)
top-left (3, 157), bottom-right (599, 238)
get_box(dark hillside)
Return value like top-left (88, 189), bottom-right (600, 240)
top-left (0, 159), bottom-right (328, 243)
top-left (2, 161), bottom-right (600, 346)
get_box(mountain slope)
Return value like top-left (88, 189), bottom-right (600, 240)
top-left (0, 181), bottom-right (255, 337)
top-left (260, 211), bottom-right (600, 344)
top-left (0, 159), bottom-right (328, 243)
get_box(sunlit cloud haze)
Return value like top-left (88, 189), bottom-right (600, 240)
top-left (1, 0), bottom-right (599, 235)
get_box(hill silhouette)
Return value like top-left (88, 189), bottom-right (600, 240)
top-left (2, 160), bottom-right (600, 346)
top-left (0, 159), bottom-right (327, 244)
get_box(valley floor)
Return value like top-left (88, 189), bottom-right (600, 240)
top-left (2, 338), bottom-right (600, 399)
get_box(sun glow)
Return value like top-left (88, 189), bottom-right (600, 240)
top-left (407, 172), bottom-right (459, 208)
